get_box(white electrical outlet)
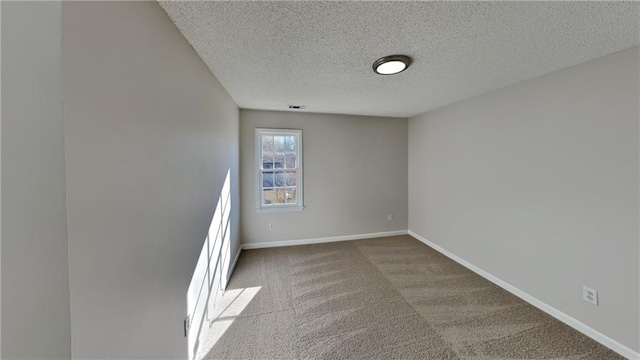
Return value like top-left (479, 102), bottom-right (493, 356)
top-left (387, 214), bottom-right (393, 222)
top-left (583, 286), bottom-right (598, 306)
top-left (268, 223), bottom-right (275, 231)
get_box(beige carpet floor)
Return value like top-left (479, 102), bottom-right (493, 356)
top-left (199, 235), bottom-right (624, 360)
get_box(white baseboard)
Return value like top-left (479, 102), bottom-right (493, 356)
top-left (408, 230), bottom-right (640, 360)
top-left (241, 230), bottom-right (409, 250)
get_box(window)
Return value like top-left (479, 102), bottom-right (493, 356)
top-left (256, 129), bottom-right (303, 211)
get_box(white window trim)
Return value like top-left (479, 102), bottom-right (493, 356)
top-left (255, 128), bottom-right (304, 212)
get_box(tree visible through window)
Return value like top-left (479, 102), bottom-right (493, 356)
top-left (256, 129), bottom-right (303, 210)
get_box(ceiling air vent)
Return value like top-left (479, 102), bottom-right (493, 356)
top-left (288, 105), bottom-right (306, 110)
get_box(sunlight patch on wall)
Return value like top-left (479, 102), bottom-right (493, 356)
top-left (186, 170), bottom-right (234, 360)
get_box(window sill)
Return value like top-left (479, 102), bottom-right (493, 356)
top-left (255, 206), bottom-right (304, 213)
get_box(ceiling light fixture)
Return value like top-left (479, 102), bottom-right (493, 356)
top-left (372, 54), bottom-right (412, 75)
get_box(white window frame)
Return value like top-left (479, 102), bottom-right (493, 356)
top-left (255, 128), bottom-right (303, 212)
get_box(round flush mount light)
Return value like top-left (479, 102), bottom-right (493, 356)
top-left (372, 54), bottom-right (412, 75)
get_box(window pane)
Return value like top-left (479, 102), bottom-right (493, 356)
top-left (262, 156), bottom-right (274, 170)
top-left (285, 171), bottom-right (297, 186)
top-left (262, 135), bottom-right (273, 153)
top-left (285, 188), bottom-right (296, 204)
top-left (262, 172), bottom-right (274, 188)
top-left (274, 136), bottom-right (285, 152)
top-left (261, 135), bottom-right (274, 170)
top-left (284, 135), bottom-right (296, 151)
top-left (274, 188), bottom-right (286, 204)
top-left (273, 153), bottom-right (285, 169)
top-left (285, 152), bottom-right (296, 169)
top-left (263, 189), bottom-right (275, 205)
top-left (274, 172), bottom-right (285, 187)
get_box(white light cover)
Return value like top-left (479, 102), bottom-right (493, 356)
top-left (375, 60), bottom-right (407, 75)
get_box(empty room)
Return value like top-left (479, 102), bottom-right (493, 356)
top-left (1, 1), bottom-right (639, 360)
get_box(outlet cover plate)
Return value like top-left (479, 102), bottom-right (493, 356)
top-left (583, 286), bottom-right (598, 306)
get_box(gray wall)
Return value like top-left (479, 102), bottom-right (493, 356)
top-left (62, 2), bottom-right (239, 359)
top-left (1, 2), bottom-right (72, 358)
top-left (240, 110), bottom-right (408, 245)
top-left (408, 47), bottom-right (639, 352)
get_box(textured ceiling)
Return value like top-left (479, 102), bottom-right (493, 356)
top-left (159, 1), bottom-right (639, 118)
